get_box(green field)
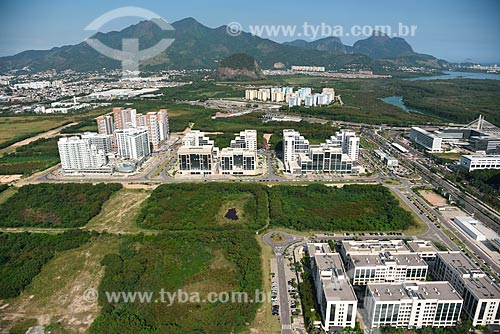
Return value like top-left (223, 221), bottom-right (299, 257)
top-left (269, 184), bottom-right (415, 231)
top-left (0, 116), bottom-right (70, 146)
top-left (0, 230), bottom-right (92, 299)
top-left (136, 183), bottom-right (268, 231)
top-left (0, 137), bottom-right (60, 175)
top-left (91, 231), bottom-right (262, 334)
top-left (0, 183), bottom-right (122, 228)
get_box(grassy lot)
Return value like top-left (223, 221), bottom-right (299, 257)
top-left (0, 183), bottom-right (122, 228)
top-left (433, 152), bottom-right (463, 161)
top-left (269, 184), bottom-right (417, 232)
top-left (387, 188), bottom-right (428, 236)
top-left (90, 231), bottom-right (262, 334)
top-left (0, 116), bottom-right (69, 146)
top-left (0, 137), bottom-right (60, 175)
top-left (84, 189), bottom-right (155, 234)
top-left (1, 234), bottom-right (121, 334)
top-left (136, 183), bottom-right (269, 231)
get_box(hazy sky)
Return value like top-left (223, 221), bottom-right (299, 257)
top-left (0, 0), bottom-right (499, 63)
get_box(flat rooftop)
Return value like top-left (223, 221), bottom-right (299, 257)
top-left (350, 252), bottom-right (427, 268)
top-left (342, 239), bottom-right (410, 255)
top-left (437, 251), bottom-right (480, 273)
top-left (407, 240), bottom-right (439, 254)
top-left (308, 244), bottom-right (357, 302)
top-left (367, 282), bottom-right (462, 302)
top-left (464, 276), bottom-right (500, 300)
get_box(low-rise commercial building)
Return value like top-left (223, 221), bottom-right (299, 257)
top-left (308, 243), bottom-right (357, 331)
top-left (453, 216), bottom-right (487, 241)
top-left (364, 282), bottom-right (463, 329)
top-left (460, 155), bottom-right (500, 172)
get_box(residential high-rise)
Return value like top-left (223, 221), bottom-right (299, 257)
top-left (96, 115), bottom-right (114, 135)
top-left (81, 132), bottom-right (113, 154)
top-left (115, 127), bottom-right (151, 161)
top-left (57, 136), bottom-right (109, 173)
top-left (113, 107), bottom-right (137, 130)
top-left (145, 110), bottom-right (169, 151)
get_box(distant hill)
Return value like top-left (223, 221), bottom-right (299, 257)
top-left (0, 18), bottom-right (447, 72)
top-left (284, 37), bottom-right (351, 53)
top-left (352, 32), bottom-right (414, 59)
top-left (216, 53), bottom-right (264, 80)
top-left (283, 32), bottom-right (448, 69)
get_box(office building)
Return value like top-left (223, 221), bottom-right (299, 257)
top-left (230, 130), bottom-right (257, 150)
top-left (406, 240), bottom-right (439, 262)
top-left (336, 130), bottom-right (360, 161)
top-left (435, 116), bottom-right (500, 154)
top-left (58, 136), bottom-right (110, 173)
top-left (460, 155), bottom-right (500, 172)
top-left (410, 127), bottom-right (443, 152)
top-left (220, 130), bottom-right (258, 175)
top-left (364, 282), bottom-right (463, 329)
top-left (308, 243), bottom-right (357, 331)
top-left (282, 129), bottom-right (359, 174)
top-left (340, 239), bottom-right (410, 257)
top-left (178, 130), bottom-right (218, 175)
top-left (96, 115), bottom-right (114, 135)
top-left (220, 148), bottom-right (256, 175)
top-left (115, 127), bottom-right (151, 162)
top-left (433, 251), bottom-right (500, 326)
top-left (344, 252), bottom-right (428, 285)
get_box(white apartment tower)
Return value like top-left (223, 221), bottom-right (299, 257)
top-left (115, 127), bottom-right (151, 161)
top-left (58, 136), bottom-right (108, 173)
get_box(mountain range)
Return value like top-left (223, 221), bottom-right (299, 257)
top-left (0, 17), bottom-right (448, 73)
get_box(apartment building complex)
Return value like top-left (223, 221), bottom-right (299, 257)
top-left (432, 251), bottom-right (500, 326)
top-left (364, 282), bottom-right (463, 329)
top-left (282, 129), bottom-right (359, 174)
top-left (58, 136), bottom-right (111, 173)
top-left (308, 243), bottom-right (357, 331)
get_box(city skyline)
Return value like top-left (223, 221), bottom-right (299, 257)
top-left (0, 0), bottom-right (499, 63)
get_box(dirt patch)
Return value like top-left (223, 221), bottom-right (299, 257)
top-left (0, 175), bottom-right (22, 183)
top-left (419, 189), bottom-right (447, 207)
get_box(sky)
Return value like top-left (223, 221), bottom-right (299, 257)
top-left (0, 0), bottom-right (499, 63)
